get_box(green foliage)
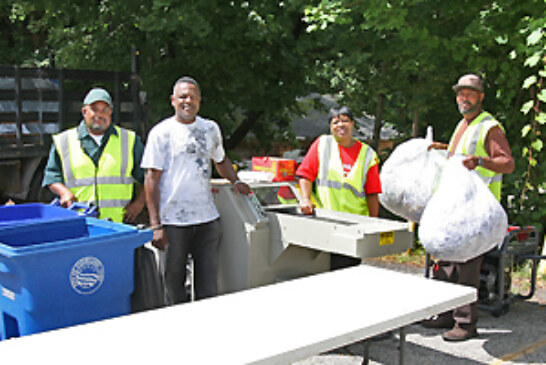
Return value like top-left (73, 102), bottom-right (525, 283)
top-left (304, 0), bottom-right (546, 233)
top-left (303, 0), bottom-right (478, 142)
top-left (0, 2), bottom-right (40, 65)
top-left (507, 12), bottom-right (545, 233)
top-left (7, 0), bottom-right (318, 150)
top-left (3, 0), bottom-right (546, 233)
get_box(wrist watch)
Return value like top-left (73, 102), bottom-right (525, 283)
top-left (477, 157), bottom-right (483, 166)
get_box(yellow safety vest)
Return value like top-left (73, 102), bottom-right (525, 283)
top-left (447, 111), bottom-right (503, 201)
top-left (315, 135), bottom-right (378, 216)
top-left (53, 126), bottom-right (135, 222)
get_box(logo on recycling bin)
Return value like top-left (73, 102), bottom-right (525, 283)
top-left (70, 256), bottom-right (105, 295)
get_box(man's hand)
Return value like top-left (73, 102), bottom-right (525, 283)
top-left (151, 228), bottom-right (167, 251)
top-left (49, 183), bottom-right (77, 207)
top-left (123, 200), bottom-right (145, 223)
top-left (233, 181), bottom-right (251, 195)
top-left (427, 142), bottom-right (448, 151)
top-left (59, 190), bottom-right (77, 208)
top-left (462, 155), bottom-right (480, 170)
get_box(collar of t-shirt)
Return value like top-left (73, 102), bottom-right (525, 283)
top-left (89, 133), bottom-right (103, 146)
top-left (339, 140), bottom-right (363, 177)
top-left (76, 120), bottom-right (117, 166)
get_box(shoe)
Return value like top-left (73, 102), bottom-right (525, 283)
top-left (421, 315), bottom-right (454, 329)
top-left (442, 325), bottom-right (478, 342)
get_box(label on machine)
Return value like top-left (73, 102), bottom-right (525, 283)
top-left (380, 231), bottom-right (395, 246)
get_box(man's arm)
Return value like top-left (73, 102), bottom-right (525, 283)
top-left (214, 157), bottom-right (250, 195)
top-left (123, 185), bottom-right (146, 223)
top-left (462, 126), bottom-right (515, 173)
top-left (131, 135), bottom-right (146, 184)
top-left (144, 168), bottom-right (166, 250)
top-left (123, 136), bottom-right (147, 223)
top-left (42, 144), bottom-right (76, 206)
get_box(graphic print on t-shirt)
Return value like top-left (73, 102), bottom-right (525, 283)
top-left (184, 124), bottom-right (217, 180)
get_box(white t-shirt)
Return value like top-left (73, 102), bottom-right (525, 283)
top-left (141, 115), bottom-right (225, 226)
top-left (89, 133), bottom-right (103, 146)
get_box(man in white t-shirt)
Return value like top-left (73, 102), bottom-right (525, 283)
top-left (142, 76), bottom-right (250, 303)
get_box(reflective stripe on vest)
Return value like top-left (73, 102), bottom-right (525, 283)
top-left (53, 126), bottom-right (135, 222)
top-left (315, 135), bottom-right (376, 215)
top-left (448, 111), bottom-right (503, 200)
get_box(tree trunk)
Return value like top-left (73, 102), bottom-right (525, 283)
top-left (412, 109), bottom-right (419, 138)
top-left (372, 92), bottom-right (384, 151)
top-left (225, 111), bottom-right (263, 150)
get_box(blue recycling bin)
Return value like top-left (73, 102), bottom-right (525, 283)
top-left (0, 203), bottom-right (85, 227)
top-left (0, 215), bottom-right (152, 339)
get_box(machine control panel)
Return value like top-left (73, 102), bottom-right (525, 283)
top-left (248, 193), bottom-right (268, 221)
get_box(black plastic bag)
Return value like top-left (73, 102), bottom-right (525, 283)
top-left (131, 245), bottom-right (166, 312)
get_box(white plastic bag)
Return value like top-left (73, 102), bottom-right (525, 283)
top-left (379, 128), bottom-right (446, 223)
top-left (418, 155), bottom-right (508, 263)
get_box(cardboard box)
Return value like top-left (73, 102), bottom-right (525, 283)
top-left (252, 157), bottom-right (297, 181)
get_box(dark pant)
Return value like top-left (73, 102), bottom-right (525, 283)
top-left (432, 254), bottom-right (484, 329)
top-left (163, 218), bottom-right (222, 304)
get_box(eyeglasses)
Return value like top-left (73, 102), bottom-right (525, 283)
top-left (88, 105), bottom-right (111, 114)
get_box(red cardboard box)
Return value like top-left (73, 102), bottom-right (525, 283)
top-left (252, 157), bottom-right (297, 181)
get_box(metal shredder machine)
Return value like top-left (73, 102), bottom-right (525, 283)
top-left (212, 180), bottom-right (414, 295)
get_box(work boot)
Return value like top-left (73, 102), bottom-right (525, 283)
top-left (442, 324), bottom-right (478, 342)
top-left (421, 314), bottom-right (454, 329)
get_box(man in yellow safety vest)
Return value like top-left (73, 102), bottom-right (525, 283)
top-left (43, 88), bottom-right (146, 223)
top-left (423, 74), bottom-right (515, 341)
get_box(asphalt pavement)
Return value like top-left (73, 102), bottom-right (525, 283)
top-left (293, 260), bottom-right (546, 365)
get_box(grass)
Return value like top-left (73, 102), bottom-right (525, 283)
top-left (378, 248), bottom-right (546, 298)
top-left (374, 247), bottom-right (428, 268)
top-left (510, 260), bottom-right (546, 296)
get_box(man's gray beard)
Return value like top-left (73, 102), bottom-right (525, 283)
top-left (459, 102), bottom-right (479, 115)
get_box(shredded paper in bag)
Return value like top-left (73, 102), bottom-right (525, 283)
top-left (418, 156), bottom-right (508, 263)
top-left (379, 137), bottom-right (446, 223)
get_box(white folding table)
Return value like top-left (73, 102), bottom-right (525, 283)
top-left (0, 265), bottom-right (476, 364)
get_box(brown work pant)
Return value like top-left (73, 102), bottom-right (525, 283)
top-left (432, 255), bottom-right (484, 329)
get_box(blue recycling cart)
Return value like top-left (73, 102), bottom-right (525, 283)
top-left (0, 204), bottom-right (152, 339)
top-left (0, 203), bottom-right (95, 226)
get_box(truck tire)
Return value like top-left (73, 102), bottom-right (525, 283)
top-left (0, 191), bottom-right (8, 205)
top-left (26, 162), bottom-right (55, 203)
